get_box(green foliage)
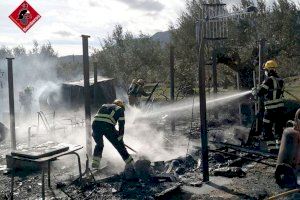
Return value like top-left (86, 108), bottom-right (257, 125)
top-left (0, 41), bottom-right (58, 59)
top-left (171, 0), bottom-right (300, 90)
top-left (0, 46), bottom-right (13, 59)
top-left (29, 40), bottom-right (58, 58)
top-left (56, 61), bottom-right (82, 81)
top-left (12, 45), bottom-right (26, 57)
top-left (92, 25), bottom-right (169, 88)
top-left (170, 1), bottom-right (201, 93)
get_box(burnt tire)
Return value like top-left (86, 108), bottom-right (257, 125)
top-left (275, 164), bottom-right (297, 188)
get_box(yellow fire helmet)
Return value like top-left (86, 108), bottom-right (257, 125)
top-left (113, 99), bottom-right (125, 110)
top-left (263, 60), bottom-right (278, 70)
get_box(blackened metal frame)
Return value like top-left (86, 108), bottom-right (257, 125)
top-left (9, 145), bottom-right (83, 200)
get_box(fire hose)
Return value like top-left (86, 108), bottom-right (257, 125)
top-left (268, 188), bottom-right (300, 200)
top-left (125, 144), bottom-right (138, 153)
top-left (285, 90), bottom-right (300, 102)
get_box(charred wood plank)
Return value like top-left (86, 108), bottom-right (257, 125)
top-left (154, 183), bottom-right (182, 200)
top-left (210, 141), bottom-right (277, 160)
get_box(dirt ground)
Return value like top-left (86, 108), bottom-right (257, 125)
top-left (0, 138), bottom-right (298, 200)
top-left (0, 95), bottom-right (299, 199)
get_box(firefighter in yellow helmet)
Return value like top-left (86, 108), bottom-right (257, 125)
top-left (252, 60), bottom-right (285, 150)
top-left (127, 79), bottom-right (151, 107)
top-left (92, 99), bottom-right (134, 169)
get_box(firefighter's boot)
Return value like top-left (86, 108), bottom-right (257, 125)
top-left (92, 156), bottom-right (101, 169)
top-left (123, 161), bottom-right (136, 180)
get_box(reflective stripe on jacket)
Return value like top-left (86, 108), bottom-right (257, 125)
top-left (258, 72), bottom-right (284, 110)
top-left (93, 104), bottom-right (125, 134)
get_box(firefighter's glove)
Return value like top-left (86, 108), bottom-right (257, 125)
top-left (117, 135), bottom-right (124, 142)
top-left (251, 87), bottom-right (258, 97)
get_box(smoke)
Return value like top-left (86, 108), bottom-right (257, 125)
top-left (17, 106), bottom-right (189, 173)
top-left (0, 53), bottom-right (251, 175)
top-left (124, 107), bottom-right (188, 161)
top-left (0, 55), bottom-right (61, 122)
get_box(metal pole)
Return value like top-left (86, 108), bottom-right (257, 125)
top-left (212, 48), bottom-right (218, 120)
top-left (196, 20), bottom-right (209, 182)
top-left (7, 58), bottom-right (16, 150)
top-left (258, 39), bottom-right (265, 84)
top-left (170, 45), bottom-right (175, 101)
top-left (81, 35), bottom-right (92, 157)
top-left (257, 39), bottom-right (265, 134)
top-left (212, 49), bottom-right (218, 94)
top-left (93, 62), bottom-right (98, 107)
top-left (253, 70), bottom-right (259, 132)
top-left (237, 72), bottom-right (242, 125)
top-left (170, 45), bottom-right (175, 133)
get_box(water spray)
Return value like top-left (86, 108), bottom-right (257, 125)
top-left (141, 90), bottom-right (252, 119)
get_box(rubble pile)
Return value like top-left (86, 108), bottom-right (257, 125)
top-left (55, 147), bottom-right (273, 199)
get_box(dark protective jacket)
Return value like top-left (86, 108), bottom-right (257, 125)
top-left (257, 71), bottom-right (284, 110)
top-left (128, 83), bottom-right (150, 97)
top-left (93, 104), bottom-right (125, 135)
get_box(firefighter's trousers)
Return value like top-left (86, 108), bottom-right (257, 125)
top-left (92, 121), bottom-right (133, 164)
top-left (263, 107), bottom-right (284, 140)
top-left (128, 95), bottom-right (140, 107)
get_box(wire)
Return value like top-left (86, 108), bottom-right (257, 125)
top-left (185, 19), bottom-right (204, 159)
top-left (185, 87), bottom-right (196, 159)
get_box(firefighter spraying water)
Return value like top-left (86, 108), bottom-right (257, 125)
top-left (252, 60), bottom-right (285, 152)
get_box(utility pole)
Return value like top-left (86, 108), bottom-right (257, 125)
top-left (212, 49), bottom-right (218, 94)
top-left (196, 20), bottom-right (209, 182)
top-left (212, 48), bottom-right (219, 120)
top-left (7, 58), bottom-right (16, 150)
top-left (170, 45), bottom-right (175, 133)
top-left (198, 1), bottom-right (256, 183)
top-left (81, 35), bottom-right (92, 157)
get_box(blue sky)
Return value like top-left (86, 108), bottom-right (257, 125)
top-left (0, 0), bottom-right (299, 56)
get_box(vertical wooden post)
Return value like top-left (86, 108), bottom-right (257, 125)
top-left (7, 58), bottom-right (16, 150)
top-left (170, 45), bottom-right (175, 133)
top-left (81, 35), bottom-right (92, 157)
top-left (196, 20), bottom-right (209, 182)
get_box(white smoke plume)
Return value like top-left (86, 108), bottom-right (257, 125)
top-left (0, 55), bottom-right (61, 123)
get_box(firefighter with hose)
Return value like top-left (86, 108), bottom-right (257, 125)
top-left (92, 99), bottom-right (134, 172)
top-left (252, 60), bottom-right (285, 151)
top-left (127, 79), bottom-right (151, 107)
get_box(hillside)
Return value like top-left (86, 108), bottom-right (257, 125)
top-left (151, 31), bottom-right (171, 45)
top-left (58, 55), bottom-right (82, 63)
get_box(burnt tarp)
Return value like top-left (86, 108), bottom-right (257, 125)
top-left (39, 77), bottom-right (116, 111)
top-left (62, 77), bottom-right (116, 110)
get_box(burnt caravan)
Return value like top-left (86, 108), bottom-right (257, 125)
top-left (39, 77), bottom-right (116, 111)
